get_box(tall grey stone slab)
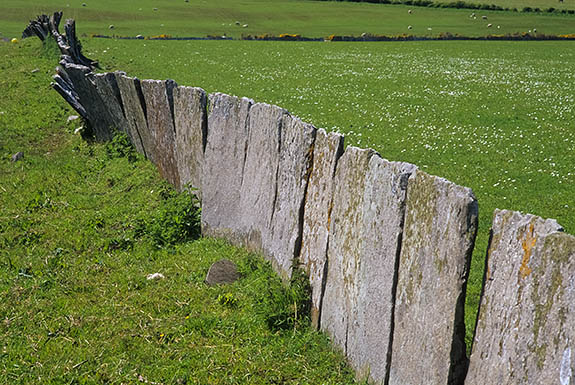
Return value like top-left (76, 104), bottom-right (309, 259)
top-left (61, 63), bottom-right (114, 141)
top-left (173, 86), bottom-right (207, 192)
top-left (347, 156), bottom-right (416, 384)
top-left (201, 93), bottom-right (252, 243)
top-left (115, 74), bottom-right (150, 158)
top-left (466, 210), bottom-right (575, 385)
top-left (320, 147), bottom-right (375, 354)
top-left (389, 169), bottom-right (478, 385)
top-left (267, 114), bottom-right (316, 280)
top-left (140, 79), bottom-right (180, 188)
top-left (89, 72), bottom-right (128, 134)
top-left (299, 129), bottom-right (344, 328)
top-left (238, 103), bottom-right (286, 263)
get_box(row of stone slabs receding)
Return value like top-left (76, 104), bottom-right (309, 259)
top-left (57, 62), bottom-right (575, 385)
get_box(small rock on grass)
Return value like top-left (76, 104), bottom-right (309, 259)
top-left (67, 115), bottom-right (79, 123)
top-left (146, 273), bottom-right (165, 280)
top-left (205, 259), bottom-right (239, 286)
top-left (11, 152), bottom-right (24, 162)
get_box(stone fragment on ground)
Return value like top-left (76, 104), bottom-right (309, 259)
top-left (11, 152), bottom-right (24, 162)
top-left (205, 259), bottom-right (240, 285)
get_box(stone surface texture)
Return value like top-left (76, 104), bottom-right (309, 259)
top-left (61, 63), bottom-right (114, 141)
top-left (238, 103), bottom-right (285, 262)
top-left (388, 169), bottom-right (478, 385)
top-left (466, 209), bottom-right (574, 385)
top-left (299, 129), bottom-right (344, 328)
top-left (201, 93), bottom-right (252, 243)
top-left (115, 75), bottom-right (150, 158)
top-left (205, 259), bottom-right (240, 286)
top-left (89, 72), bottom-right (128, 134)
top-left (267, 113), bottom-right (316, 280)
top-left (173, 86), bottom-right (207, 192)
top-left (347, 156), bottom-right (416, 384)
top-left (140, 79), bottom-right (180, 187)
top-left (319, 148), bottom-right (416, 383)
top-left (320, 147), bottom-right (375, 354)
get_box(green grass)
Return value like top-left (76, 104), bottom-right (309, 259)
top-left (0, 39), bottom-right (359, 384)
top-left (81, 37), bottom-right (575, 348)
top-left (1, 0), bottom-right (575, 40)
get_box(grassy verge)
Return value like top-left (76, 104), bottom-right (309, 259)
top-left (0, 39), bottom-right (358, 384)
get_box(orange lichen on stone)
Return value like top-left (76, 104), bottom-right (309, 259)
top-left (519, 223), bottom-right (536, 279)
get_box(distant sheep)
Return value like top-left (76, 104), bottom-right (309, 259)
top-left (408, 25), bottom-right (413, 29)
top-left (408, 9), bottom-right (412, 14)
top-left (482, 15), bottom-right (487, 19)
top-left (487, 23), bottom-right (492, 27)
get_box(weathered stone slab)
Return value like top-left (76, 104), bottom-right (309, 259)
top-left (140, 79), bottom-right (180, 187)
top-left (61, 63), bottom-right (114, 141)
top-left (466, 210), bottom-right (574, 385)
top-left (299, 128), bottom-right (344, 328)
top-left (266, 113), bottom-right (316, 280)
top-left (205, 259), bottom-right (240, 286)
top-left (320, 146), bottom-right (375, 353)
top-left (347, 156), bottom-right (416, 384)
top-left (89, 72), bottom-right (128, 134)
top-left (173, 86), bottom-right (207, 192)
top-left (238, 102), bottom-right (286, 260)
top-left (319, 149), bottom-right (416, 383)
top-left (389, 169), bottom-right (478, 385)
top-left (115, 74), bottom-right (150, 158)
top-left (201, 93), bottom-right (252, 242)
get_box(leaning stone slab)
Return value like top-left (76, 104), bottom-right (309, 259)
top-left (89, 72), bottom-right (128, 135)
top-left (320, 146), bottom-right (375, 353)
top-left (115, 74), bottom-right (150, 158)
top-left (140, 79), bottom-right (180, 188)
top-left (173, 86), bottom-right (207, 193)
top-left (466, 210), bottom-right (574, 385)
top-left (267, 113), bottom-right (316, 280)
top-left (238, 102), bottom-right (285, 261)
top-left (346, 156), bottom-right (416, 384)
top-left (201, 93), bottom-right (252, 243)
top-left (60, 63), bottom-right (114, 141)
top-left (388, 169), bottom-right (478, 385)
top-left (299, 128), bottom-right (344, 328)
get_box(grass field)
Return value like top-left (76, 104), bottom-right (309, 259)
top-left (80, 37), bottom-right (575, 346)
top-left (2, 0), bottom-right (575, 380)
top-left (1, 0), bottom-right (575, 39)
top-left (0, 40), bottom-right (359, 384)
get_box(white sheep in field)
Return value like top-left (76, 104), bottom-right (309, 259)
top-left (482, 15), bottom-right (488, 19)
top-left (487, 23), bottom-right (492, 27)
top-left (408, 25), bottom-right (413, 30)
top-left (408, 9), bottom-right (412, 14)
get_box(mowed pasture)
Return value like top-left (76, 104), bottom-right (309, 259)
top-left (84, 38), bottom-right (575, 344)
top-left (1, 0), bottom-right (575, 39)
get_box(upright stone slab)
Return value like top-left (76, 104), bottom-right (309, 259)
top-left (299, 129), bottom-right (344, 328)
top-left (238, 103), bottom-right (285, 261)
top-left (89, 72), bottom-right (128, 134)
top-left (140, 79), bottom-right (180, 188)
top-left (466, 210), bottom-right (575, 385)
top-left (267, 114), bottom-right (316, 280)
top-left (201, 93), bottom-right (252, 243)
top-left (60, 63), bottom-right (114, 141)
top-left (347, 156), bottom-right (416, 384)
top-left (320, 147), bottom-right (375, 352)
top-left (115, 75), bottom-right (150, 158)
top-left (173, 86), bottom-right (207, 192)
top-left (389, 169), bottom-right (478, 385)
